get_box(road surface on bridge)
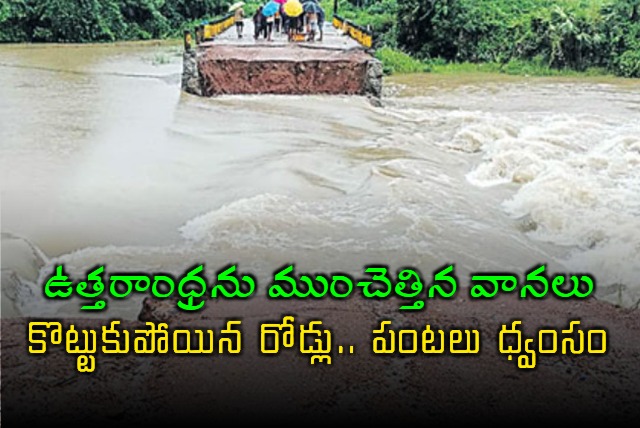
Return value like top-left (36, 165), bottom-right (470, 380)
top-left (201, 18), bottom-right (363, 51)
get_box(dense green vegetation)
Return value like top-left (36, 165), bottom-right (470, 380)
top-left (375, 46), bottom-right (430, 74)
top-left (0, 0), bottom-right (231, 42)
top-left (1, 0), bottom-right (638, 77)
top-left (335, 0), bottom-right (640, 77)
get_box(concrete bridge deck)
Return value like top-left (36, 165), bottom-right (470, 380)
top-left (182, 19), bottom-right (382, 98)
top-left (201, 19), bottom-right (362, 50)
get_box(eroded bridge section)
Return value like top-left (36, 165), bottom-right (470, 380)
top-left (181, 17), bottom-right (382, 98)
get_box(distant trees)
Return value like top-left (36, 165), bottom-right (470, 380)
top-left (395, 0), bottom-right (640, 76)
top-left (1, 0), bottom-right (638, 77)
top-left (0, 0), bottom-right (223, 42)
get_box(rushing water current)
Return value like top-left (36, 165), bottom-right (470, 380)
top-left (1, 43), bottom-right (639, 318)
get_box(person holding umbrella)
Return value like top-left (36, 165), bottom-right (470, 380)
top-left (301, 0), bottom-right (324, 41)
top-left (229, 2), bottom-right (245, 39)
top-left (283, 0), bottom-right (304, 42)
top-left (302, 1), bottom-right (321, 42)
top-left (262, 1), bottom-right (280, 41)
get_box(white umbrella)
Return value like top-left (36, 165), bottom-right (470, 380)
top-left (229, 2), bottom-right (245, 12)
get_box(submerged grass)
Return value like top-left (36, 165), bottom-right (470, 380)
top-left (377, 47), bottom-right (614, 77)
top-left (375, 47), bottom-right (431, 74)
top-left (431, 60), bottom-right (612, 77)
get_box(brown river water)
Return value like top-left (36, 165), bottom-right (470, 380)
top-left (1, 42), bottom-right (639, 318)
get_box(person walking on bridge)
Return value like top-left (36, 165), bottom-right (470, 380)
top-left (281, 5), bottom-right (290, 36)
top-left (265, 14), bottom-right (275, 41)
top-left (253, 6), bottom-right (264, 40)
top-left (275, 10), bottom-right (282, 33)
top-left (234, 5), bottom-right (245, 38)
top-left (317, 5), bottom-right (324, 41)
top-left (306, 11), bottom-right (318, 42)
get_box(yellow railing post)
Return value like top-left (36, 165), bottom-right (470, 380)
top-left (184, 30), bottom-right (192, 51)
top-left (332, 14), bottom-right (373, 49)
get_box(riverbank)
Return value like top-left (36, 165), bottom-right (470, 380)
top-left (375, 47), bottom-right (634, 79)
top-left (384, 69), bottom-right (640, 98)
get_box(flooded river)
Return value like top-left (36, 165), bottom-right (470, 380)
top-left (1, 42), bottom-right (639, 318)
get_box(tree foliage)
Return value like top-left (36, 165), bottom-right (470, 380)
top-left (1, 0), bottom-right (638, 77)
top-left (0, 0), bottom-right (226, 42)
top-left (395, 0), bottom-right (640, 76)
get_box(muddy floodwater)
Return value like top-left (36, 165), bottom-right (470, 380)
top-left (1, 42), bottom-right (639, 318)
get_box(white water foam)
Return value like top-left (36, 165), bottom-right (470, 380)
top-left (387, 92), bottom-right (640, 308)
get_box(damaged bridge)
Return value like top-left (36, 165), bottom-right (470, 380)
top-left (181, 13), bottom-right (382, 98)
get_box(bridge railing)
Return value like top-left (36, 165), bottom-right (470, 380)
top-left (195, 12), bottom-right (235, 44)
top-left (332, 14), bottom-right (374, 49)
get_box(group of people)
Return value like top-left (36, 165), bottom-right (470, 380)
top-left (233, 1), bottom-right (324, 43)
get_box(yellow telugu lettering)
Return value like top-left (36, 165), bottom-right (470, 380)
top-left (260, 316), bottom-right (295, 354)
top-left (499, 320), bottom-right (607, 369)
top-left (28, 321), bottom-right (62, 353)
top-left (76, 355), bottom-right (95, 373)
